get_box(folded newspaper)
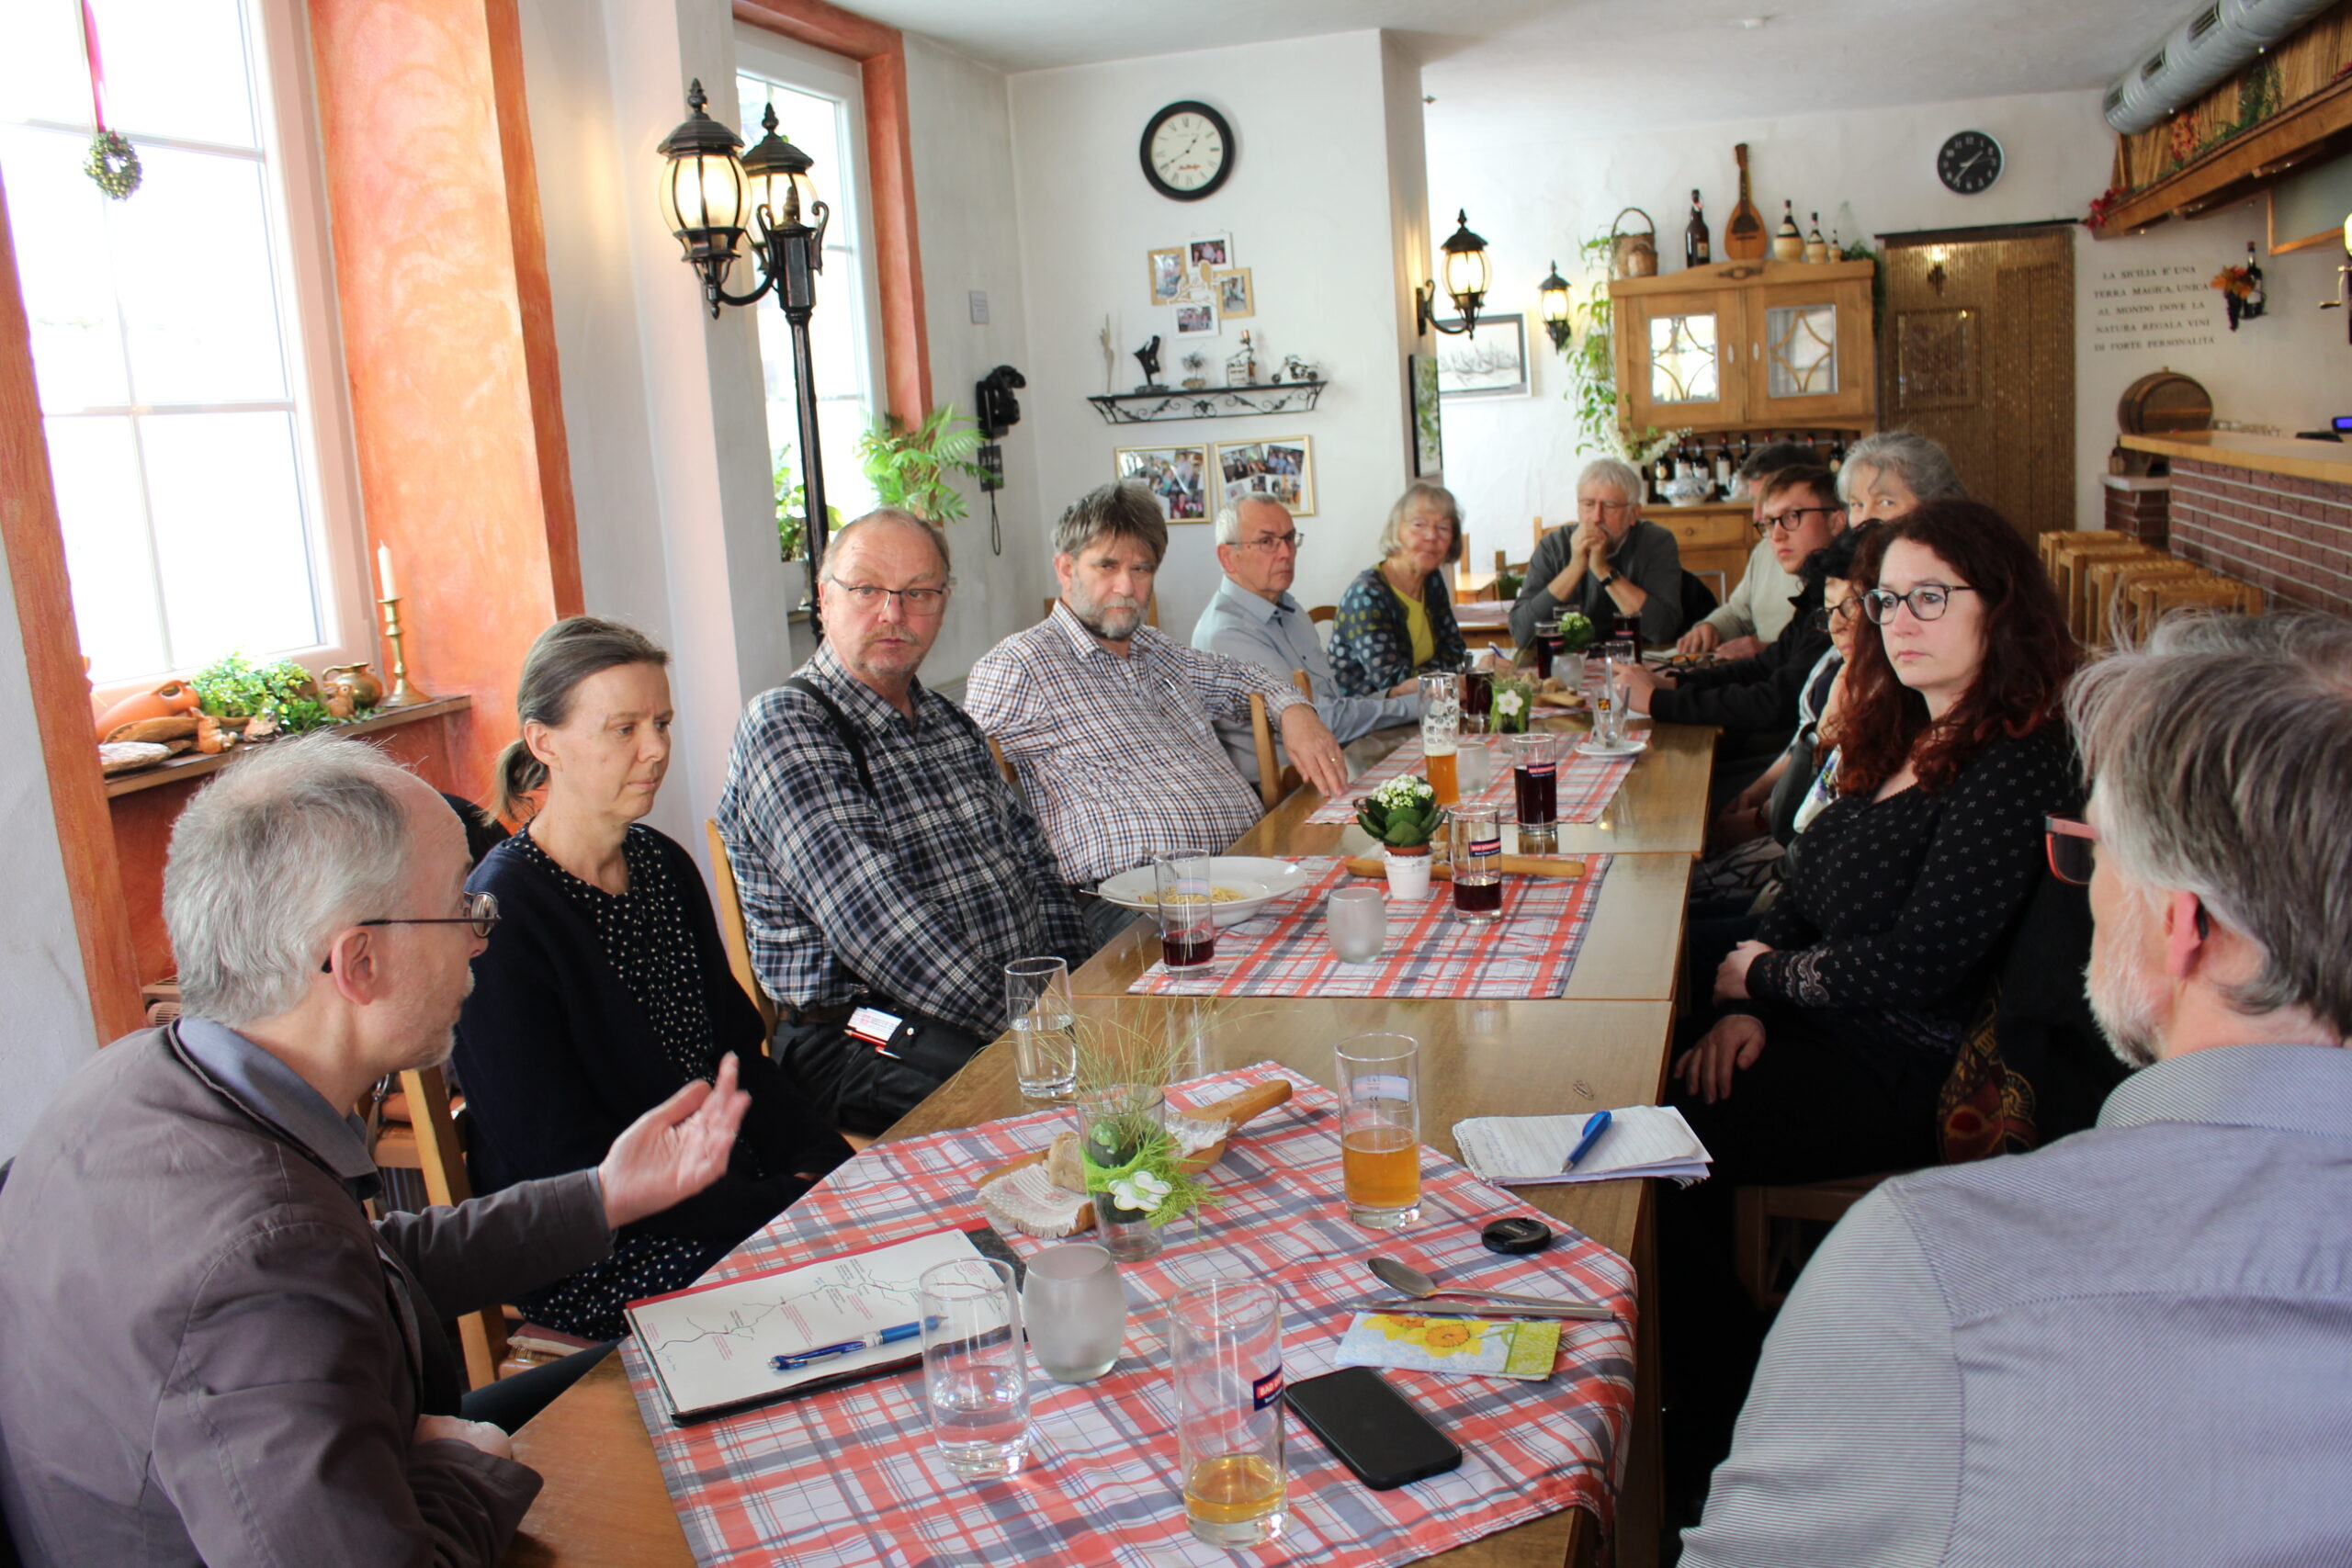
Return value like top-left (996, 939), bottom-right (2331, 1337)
top-left (1452, 1104), bottom-right (1712, 1188)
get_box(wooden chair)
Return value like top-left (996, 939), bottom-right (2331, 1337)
top-left (2124, 575), bottom-right (2264, 641)
top-left (2085, 556), bottom-right (2203, 648)
top-left (704, 819), bottom-right (776, 1038)
top-left (986, 735), bottom-right (1018, 788)
top-left (1246, 671), bottom-right (1316, 811)
top-left (1734, 1172), bottom-right (1896, 1310)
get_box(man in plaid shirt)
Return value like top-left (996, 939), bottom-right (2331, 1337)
top-left (965, 482), bottom-right (1347, 942)
top-left (716, 511), bottom-right (1091, 1131)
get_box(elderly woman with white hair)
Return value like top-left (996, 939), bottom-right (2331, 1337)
top-left (1510, 456), bottom-right (1683, 649)
top-left (1838, 428), bottom-right (1966, 523)
top-left (1329, 481), bottom-right (1471, 697)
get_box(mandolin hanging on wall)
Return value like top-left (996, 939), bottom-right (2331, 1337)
top-left (1724, 142), bottom-right (1767, 262)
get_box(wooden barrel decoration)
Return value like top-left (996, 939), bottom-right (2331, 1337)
top-left (2117, 370), bottom-right (2212, 434)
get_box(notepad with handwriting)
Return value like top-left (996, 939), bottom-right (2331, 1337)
top-left (1452, 1105), bottom-right (1712, 1187)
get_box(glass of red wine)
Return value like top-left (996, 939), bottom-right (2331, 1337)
top-left (1450, 804), bottom-right (1504, 925)
top-left (1153, 852), bottom-right (1218, 976)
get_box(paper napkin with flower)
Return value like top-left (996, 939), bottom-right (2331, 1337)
top-left (1335, 1313), bottom-right (1564, 1381)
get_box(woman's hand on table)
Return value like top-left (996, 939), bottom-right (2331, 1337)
top-left (1713, 940), bottom-right (1770, 1003)
top-left (598, 1053), bottom-right (751, 1229)
top-left (1673, 1014), bottom-right (1768, 1104)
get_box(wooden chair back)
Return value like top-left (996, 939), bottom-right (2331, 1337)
top-left (1307, 604), bottom-right (1337, 626)
top-left (2085, 557), bottom-right (2202, 648)
top-left (2042, 536), bottom-right (2151, 640)
top-left (371, 1066), bottom-right (512, 1389)
top-left (2124, 576), bottom-right (2264, 641)
top-left (1245, 671), bottom-right (1315, 812)
top-left (704, 819), bottom-right (777, 1036)
top-left (987, 736), bottom-right (1018, 788)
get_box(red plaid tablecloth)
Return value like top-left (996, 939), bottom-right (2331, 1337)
top-left (1128, 855), bottom-right (1611, 999)
top-left (617, 1062), bottom-right (1636, 1568)
top-left (1305, 734), bottom-right (1635, 826)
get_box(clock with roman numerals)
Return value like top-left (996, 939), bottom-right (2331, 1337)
top-left (1140, 100), bottom-right (1234, 202)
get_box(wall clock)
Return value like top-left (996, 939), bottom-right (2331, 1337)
top-left (1937, 130), bottom-right (2003, 196)
top-left (1140, 100), bottom-right (1233, 202)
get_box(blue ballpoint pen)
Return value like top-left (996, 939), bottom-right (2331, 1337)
top-left (770, 1320), bottom-right (924, 1372)
top-left (1562, 1111), bottom-right (1612, 1172)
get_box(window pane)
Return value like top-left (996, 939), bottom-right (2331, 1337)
top-left (0, 126), bottom-right (132, 410)
top-left (1647, 311), bottom-right (1719, 404)
top-left (0, 3), bottom-right (95, 128)
top-left (88, 0), bottom-right (259, 151)
top-left (141, 411), bottom-right (318, 663)
top-left (46, 415), bottom-right (166, 682)
top-left (1765, 303), bottom-right (1838, 398)
top-left (112, 144), bottom-right (287, 404)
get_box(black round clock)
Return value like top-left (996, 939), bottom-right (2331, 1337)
top-left (1140, 100), bottom-right (1233, 202)
top-left (1937, 130), bottom-right (2003, 195)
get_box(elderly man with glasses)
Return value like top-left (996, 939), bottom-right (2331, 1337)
top-left (1509, 456), bottom-right (1684, 649)
top-left (1682, 612), bottom-right (2352, 1566)
top-left (1192, 493), bottom-right (1420, 782)
top-left (716, 509), bottom-right (1092, 1133)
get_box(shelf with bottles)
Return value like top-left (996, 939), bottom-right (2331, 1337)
top-left (1637, 428), bottom-right (1869, 509)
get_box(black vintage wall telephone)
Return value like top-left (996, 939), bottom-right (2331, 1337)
top-left (973, 365), bottom-right (1024, 554)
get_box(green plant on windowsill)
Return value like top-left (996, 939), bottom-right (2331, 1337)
top-left (773, 442), bottom-right (842, 566)
top-left (188, 652), bottom-right (353, 732)
top-left (856, 403), bottom-right (989, 526)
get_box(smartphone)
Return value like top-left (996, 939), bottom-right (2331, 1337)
top-left (1285, 1367), bottom-right (1463, 1490)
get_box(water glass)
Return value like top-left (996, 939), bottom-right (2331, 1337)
top-left (1450, 804), bottom-right (1503, 926)
top-left (1552, 650), bottom-right (1587, 695)
top-left (920, 1257), bottom-right (1030, 1479)
top-left (1003, 956), bottom-right (1077, 1100)
top-left (1023, 1243), bottom-right (1126, 1383)
top-left (1324, 886), bottom-right (1385, 963)
top-left (1599, 656), bottom-right (1633, 747)
top-left (1458, 734), bottom-right (1494, 794)
top-left (1335, 1032), bottom-right (1421, 1229)
top-left (1154, 853), bottom-right (1216, 973)
top-left (1069, 1085), bottom-right (1168, 1262)
top-left (1170, 1280), bottom-right (1286, 1550)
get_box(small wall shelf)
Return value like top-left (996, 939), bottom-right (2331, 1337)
top-left (1085, 380), bottom-right (1328, 425)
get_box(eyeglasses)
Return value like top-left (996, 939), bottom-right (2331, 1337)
top-left (2044, 817), bottom-right (2096, 886)
top-left (1862, 583), bottom-right (1976, 624)
top-left (1753, 505), bottom-right (1841, 537)
top-left (321, 891), bottom-right (500, 972)
top-left (1810, 598), bottom-right (1862, 633)
top-left (1238, 530), bottom-right (1305, 554)
top-left (831, 582), bottom-right (949, 615)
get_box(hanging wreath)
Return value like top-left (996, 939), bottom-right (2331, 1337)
top-left (85, 129), bottom-right (141, 199)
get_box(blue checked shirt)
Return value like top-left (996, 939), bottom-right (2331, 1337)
top-left (714, 645), bottom-right (1091, 1038)
top-left (963, 604), bottom-right (1306, 886)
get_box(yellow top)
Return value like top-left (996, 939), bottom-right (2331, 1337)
top-left (1390, 580), bottom-right (1436, 668)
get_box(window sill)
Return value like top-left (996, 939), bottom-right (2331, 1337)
top-left (104, 694), bottom-right (473, 800)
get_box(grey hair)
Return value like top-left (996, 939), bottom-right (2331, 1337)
top-left (165, 735), bottom-right (418, 1028)
top-left (1376, 482), bottom-right (1464, 565)
top-left (1576, 457), bottom-right (1644, 507)
top-left (1215, 494), bottom-right (1291, 547)
top-left (2069, 612), bottom-right (2352, 1041)
top-left (492, 615), bottom-right (670, 821)
top-left (1054, 481), bottom-right (1168, 566)
top-left (1838, 430), bottom-right (1965, 505)
top-left (824, 507), bottom-right (954, 581)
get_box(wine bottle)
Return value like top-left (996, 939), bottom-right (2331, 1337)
top-left (1804, 210), bottom-right (1829, 264)
top-left (1773, 199), bottom-right (1804, 261)
top-left (1685, 189), bottom-right (1712, 268)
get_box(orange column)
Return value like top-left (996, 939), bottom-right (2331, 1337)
top-left (307, 0), bottom-right (582, 800)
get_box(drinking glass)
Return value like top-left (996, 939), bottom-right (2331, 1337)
top-left (1324, 886), bottom-right (1385, 963)
top-left (920, 1257), bottom-right (1030, 1479)
top-left (1003, 956), bottom-right (1077, 1100)
top-left (1552, 650), bottom-right (1587, 695)
top-left (1462, 660), bottom-right (1493, 733)
top-left (1533, 616), bottom-right (1565, 674)
top-left (1599, 656), bottom-right (1633, 747)
top-left (1069, 1085), bottom-right (1168, 1262)
top-left (1457, 733), bottom-right (1494, 794)
top-left (1170, 1280), bottom-right (1286, 1550)
top-left (1023, 1242), bottom-right (1125, 1383)
top-left (1510, 731), bottom-right (1560, 829)
top-left (1419, 673), bottom-right (1461, 807)
top-left (1154, 853), bottom-right (1216, 974)
top-left (1335, 1032), bottom-right (1421, 1228)
top-left (1450, 804), bottom-right (1503, 926)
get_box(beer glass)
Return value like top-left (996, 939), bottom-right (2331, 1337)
top-left (1419, 673), bottom-right (1461, 807)
top-left (1335, 1032), bottom-right (1420, 1228)
top-left (1170, 1280), bottom-right (1285, 1549)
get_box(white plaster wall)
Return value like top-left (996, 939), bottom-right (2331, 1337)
top-left (1009, 30), bottom-right (1423, 639)
top-left (0, 545), bottom-right (99, 1158)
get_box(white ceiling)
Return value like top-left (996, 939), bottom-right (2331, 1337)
top-left (843, 0), bottom-right (2176, 139)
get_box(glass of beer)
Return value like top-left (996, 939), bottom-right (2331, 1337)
top-left (1336, 1032), bottom-right (1420, 1228)
top-left (1170, 1280), bottom-right (1285, 1549)
top-left (1450, 804), bottom-right (1503, 924)
top-left (1154, 852), bottom-right (1217, 974)
top-left (1419, 673), bottom-right (1461, 806)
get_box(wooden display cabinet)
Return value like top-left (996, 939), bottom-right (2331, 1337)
top-left (1611, 258), bottom-right (1877, 433)
top-left (1649, 503), bottom-right (1756, 596)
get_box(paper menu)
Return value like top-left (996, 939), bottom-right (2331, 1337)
top-left (1452, 1105), bottom-right (1712, 1187)
top-left (626, 1227), bottom-right (990, 1423)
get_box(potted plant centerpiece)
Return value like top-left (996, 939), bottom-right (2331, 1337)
top-left (1068, 1015), bottom-right (1217, 1261)
top-left (1357, 775), bottom-right (1442, 899)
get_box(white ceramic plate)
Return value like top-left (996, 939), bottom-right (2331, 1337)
top-left (1576, 737), bottom-right (1648, 759)
top-left (1095, 856), bottom-right (1313, 928)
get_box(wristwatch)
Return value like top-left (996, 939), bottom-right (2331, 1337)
top-left (1595, 570), bottom-right (1620, 589)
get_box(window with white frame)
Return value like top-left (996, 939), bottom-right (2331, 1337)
top-left (0, 0), bottom-right (363, 688)
top-left (735, 28), bottom-right (887, 536)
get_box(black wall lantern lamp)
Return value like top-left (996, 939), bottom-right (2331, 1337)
top-left (1416, 209), bottom-right (1491, 338)
top-left (657, 80), bottom-right (834, 626)
top-left (1537, 260), bottom-right (1574, 353)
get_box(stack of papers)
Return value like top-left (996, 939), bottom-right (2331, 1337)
top-left (1452, 1105), bottom-right (1712, 1188)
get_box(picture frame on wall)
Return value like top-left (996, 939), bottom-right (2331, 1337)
top-left (1187, 233), bottom-right (1233, 277)
top-left (1175, 303), bottom-right (1217, 337)
top-left (1213, 436), bottom-right (1315, 517)
top-left (1116, 444), bottom-right (1210, 522)
top-left (1148, 246), bottom-right (1188, 307)
top-left (1212, 267), bottom-right (1254, 320)
top-left (1408, 354), bottom-right (1443, 477)
top-left (1434, 312), bottom-right (1529, 398)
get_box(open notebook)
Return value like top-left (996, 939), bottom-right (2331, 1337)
top-left (1452, 1105), bottom-right (1712, 1188)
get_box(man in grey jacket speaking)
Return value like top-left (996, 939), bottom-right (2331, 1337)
top-left (0, 736), bottom-right (752, 1567)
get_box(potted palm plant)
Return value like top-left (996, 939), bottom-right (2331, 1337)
top-left (855, 403), bottom-right (990, 526)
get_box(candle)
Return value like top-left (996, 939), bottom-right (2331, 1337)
top-left (377, 543), bottom-right (398, 602)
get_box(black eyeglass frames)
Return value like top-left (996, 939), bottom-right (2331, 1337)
top-left (321, 891), bottom-right (501, 973)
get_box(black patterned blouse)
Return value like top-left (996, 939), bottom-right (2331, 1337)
top-left (1329, 565), bottom-right (1466, 696)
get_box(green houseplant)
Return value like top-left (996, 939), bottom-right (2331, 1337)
top-left (856, 403), bottom-right (990, 526)
top-left (772, 441), bottom-right (842, 565)
top-left (1357, 775), bottom-right (1442, 899)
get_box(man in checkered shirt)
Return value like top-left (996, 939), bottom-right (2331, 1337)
top-left (716, 510), bottom-right (1091, 1131)
top-left (965, 482), bottom-right (1347, 945)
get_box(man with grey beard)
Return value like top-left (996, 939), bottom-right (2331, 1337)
top-left (1682, 613), bottom-right (2352, 1568)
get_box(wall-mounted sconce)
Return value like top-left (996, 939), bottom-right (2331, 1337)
top-left (1926, 245), bottom-right (1951, 297)
top-left (1538, 260), bottom-right (1574, 353)
top-left (1416, 209), bottom-right (1491, 338)
top-left (657, 82), bottom-right (835, 618)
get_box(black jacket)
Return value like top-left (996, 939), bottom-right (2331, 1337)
top-left (1648, 577), bottom-right (1829, 735)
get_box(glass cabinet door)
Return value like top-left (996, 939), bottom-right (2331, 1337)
top-left (1763, 302), bottom-right (1838, 399)
top-left (1646, 310), bottom-right (1722, 404)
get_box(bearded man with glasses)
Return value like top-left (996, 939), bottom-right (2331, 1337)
top-left (1509, 455), bottom-right (1684, 649)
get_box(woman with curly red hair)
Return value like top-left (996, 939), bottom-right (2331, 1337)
top-left (1672, 501), bottom-right (2082, 1177)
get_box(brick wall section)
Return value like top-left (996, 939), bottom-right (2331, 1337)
top-left (2166, 459), bottom-right (2352, 616)
top-left (2103, 484), bottom-right (2169, 547)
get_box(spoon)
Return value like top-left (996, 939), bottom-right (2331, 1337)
top-left (1368, 1256), bottom-right (1613, 1320)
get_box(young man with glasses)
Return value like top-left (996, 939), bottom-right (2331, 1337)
top-left (1508, 456), bottom-right (1684, 649)
top-left (1193, 493), bottom-right (1419, 782)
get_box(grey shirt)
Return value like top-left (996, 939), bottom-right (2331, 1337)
top-left (1191, 576), bottom-right (1419, 780)
top-left (1509, 517), bottom-right (1682, 648)
top-left (1684, 1043), bottom-right (2352, 1568)
top-left (1701, 536), bottom-right (1804, 645)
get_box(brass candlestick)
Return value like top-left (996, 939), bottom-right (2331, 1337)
top-left (378, 595), bottom-right (431, 706)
